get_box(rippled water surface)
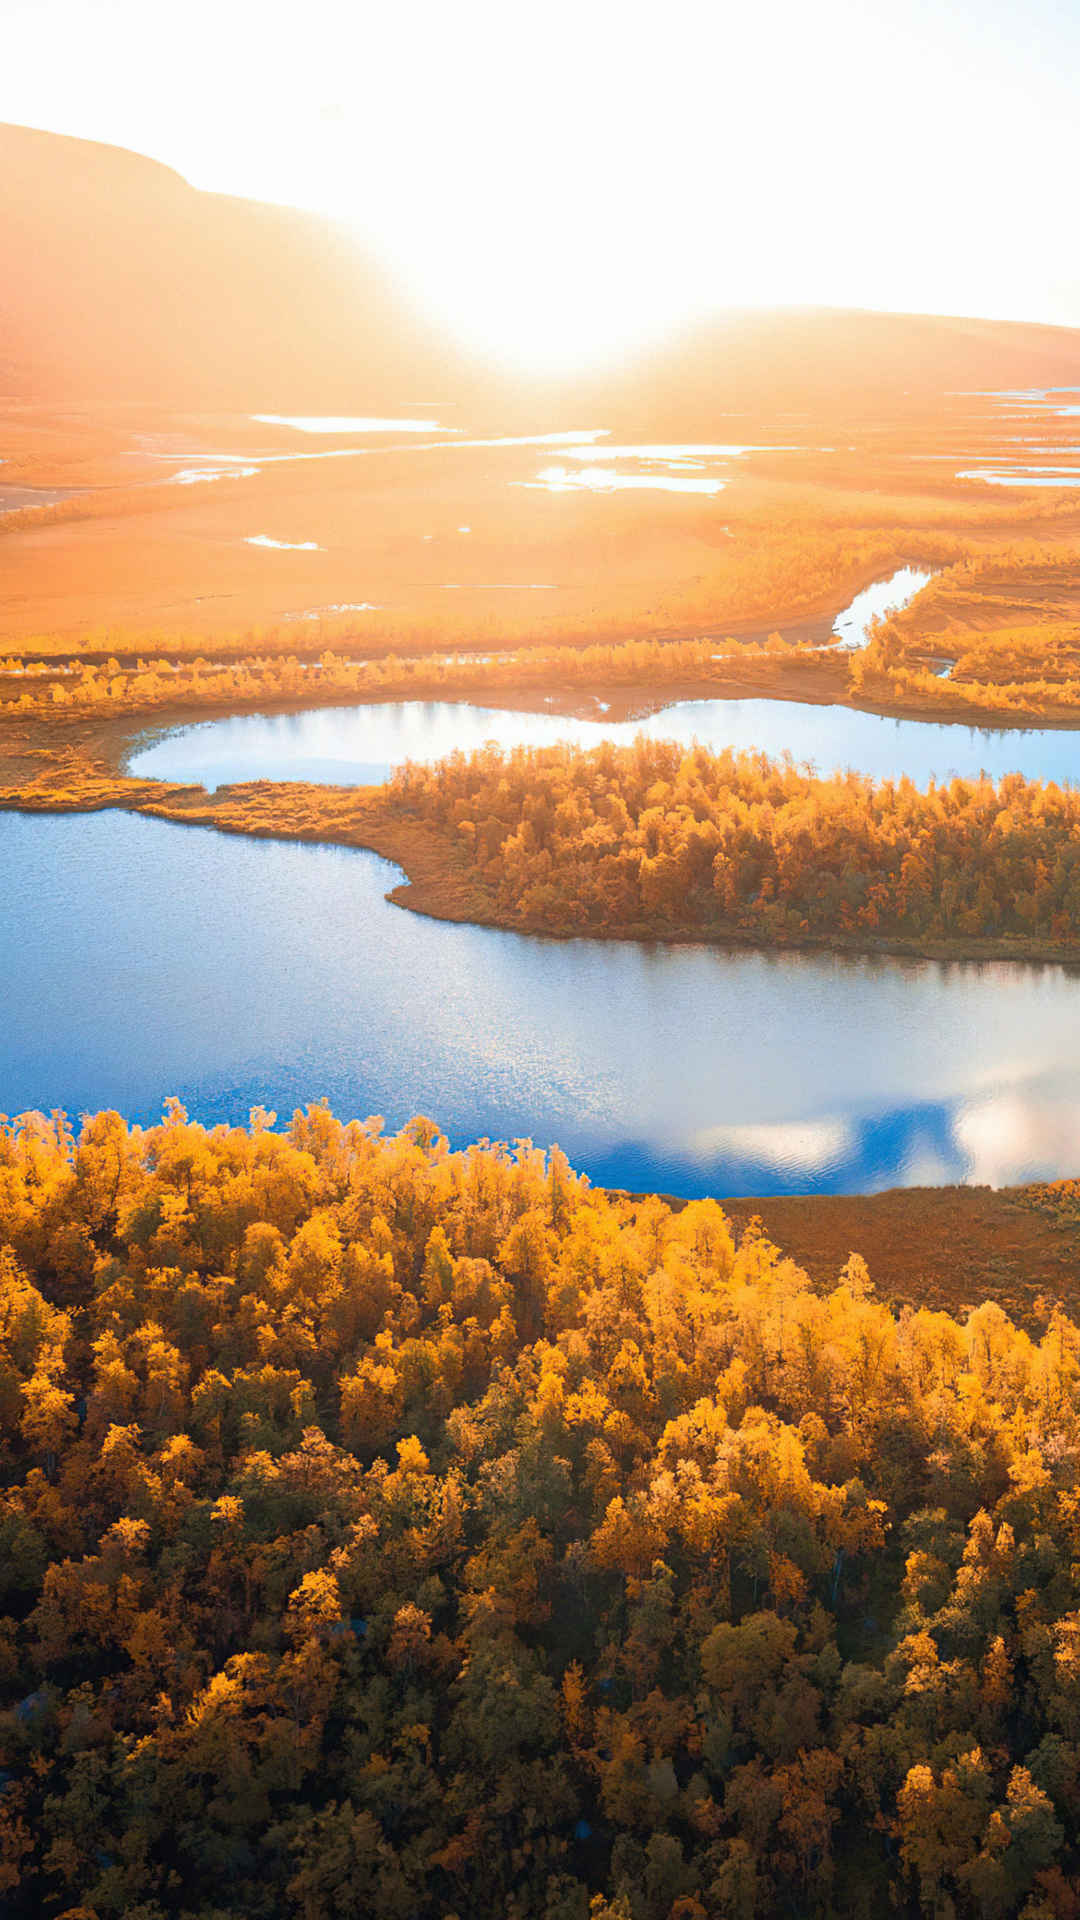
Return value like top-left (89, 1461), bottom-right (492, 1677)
top-left (4, 810), bottom-right (1080, 1197)
top-left (19, 560), bottom-right (1080, 1197)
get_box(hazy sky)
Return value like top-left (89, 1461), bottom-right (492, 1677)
top-left (4, 0), bottom-right (1077, 368)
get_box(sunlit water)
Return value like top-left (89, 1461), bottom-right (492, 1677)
top-left (829, 566), bottom-right (931, 647)
top-left (142, 428), bottom-right (614, 476)
top-left (957, 470), bottom-right (1080, 487)
top-left (172, 466), bottom-right (259, 485)
top-left (526, 465), bottom-right (727, 494)
top-left (252, 415), bottom-right (449, 433)
top-left (17, 561), bottom-right (1080, 1197)
top-left (284, 602), bottom-right (381, 621)
top-left (127, 691), bottom-right (1080, 794)
top-left (974, 389), bottom-right (1080, 418)
top-left (127, 426), bottom-right (829, 498)
top-left (246, 535), bottom-right (324, 551)
top-left (4, 809), bottom-right (1080, 1197)
top-left (518, 440), bottom-right (803, 495)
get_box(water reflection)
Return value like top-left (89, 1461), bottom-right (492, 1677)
top-left (245, 535), bottom-right (324, 550)
top-left (284, 602), bottom-right (381, 620)
top-left (957, 469), bottom-right (1080, 487)
top-left (518, 439), bottom-right (806, 495)
top-left (173, 466), bottom-right (259, 485)
top-left (526, 465), bottom-right (727, 494)
top-left (127, 692), bottom-right (1080, 793)
top-left (5, 810), bottom-right (1080, 1197)
top-left (829, 566), bottom-right (931, 647)
top-left (252, 415), bottom-right (449, 433)
top-left (557, 443), bottom-right (784, 461)
top-left (973, 388), bottom-right (1080, 417)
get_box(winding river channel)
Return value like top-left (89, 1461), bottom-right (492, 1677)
top-left (7, 567), bottom-right (1080, 1197)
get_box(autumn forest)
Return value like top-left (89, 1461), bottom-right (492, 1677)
top-left (4, 1105), bottom-right (1080, 1919)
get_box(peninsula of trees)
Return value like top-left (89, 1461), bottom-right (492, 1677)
top-left (11, 733), bottom-right (1080, 964)
top-left (373, 740), bottom-right (1080, 953)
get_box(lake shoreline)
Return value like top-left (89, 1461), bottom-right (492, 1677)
top-left (6, 798), bottom-right (1080, 1201)
top-left (310, 814), bottom-right (1080, 969)
top-left (13, 641), bottom-right (1080, 789)
top-left (7, 696), bottom-right (1080, 966)
top-left (15, 776), bottom-right (1080, 972)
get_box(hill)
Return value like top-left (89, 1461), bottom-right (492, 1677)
top-left (0, 121), bottom-right (471, 411)
top-left (579, 305), bottom-right (1080, 435)
top-left (5, 121), bottom-right (1080, 427)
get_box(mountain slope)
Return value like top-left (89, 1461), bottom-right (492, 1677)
top-left (579, 305), bottom-right (1080, 434)
top-left (0, 121), bottom-right (468, 409)
top-left (5, 120), bottom-right (1080, 424)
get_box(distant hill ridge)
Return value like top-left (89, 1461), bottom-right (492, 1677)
top-left (596, 304), bottom-right (1080, 430)
top-left (3, 120), bottom-right (1080, 419)
top-left (0, 120), bottom-right (466, 409)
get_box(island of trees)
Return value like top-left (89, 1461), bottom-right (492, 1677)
top-left (3, 1103), bottom-right (1080, 1916)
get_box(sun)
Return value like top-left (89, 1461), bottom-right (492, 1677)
top-left (378, 220), bottom-right (705, 375)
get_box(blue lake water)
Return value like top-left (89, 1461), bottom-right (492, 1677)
top-left (127, 694), bottom-right (1080, 793)
top-left (4, 807), bottom-right (1080, 1199)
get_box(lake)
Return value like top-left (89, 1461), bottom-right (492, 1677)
top-left (4, 807), bottom-right (1080, 1198)
top-left (127, 692), bottom-right (1080, 793)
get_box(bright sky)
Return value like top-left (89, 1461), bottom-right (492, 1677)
top-left (4, 0), bottom-right (1078, 370)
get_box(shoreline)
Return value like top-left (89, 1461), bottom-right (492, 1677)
top-left (13, 642), bottom-right (1080, 778)
top-left (4, 656), bottom-right (1080, 969)
top-left (6, 767), bottom-right (1080, 972)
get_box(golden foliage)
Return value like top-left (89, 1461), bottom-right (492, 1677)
top-left (0, 1106), bottom-right (1078, 1912)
